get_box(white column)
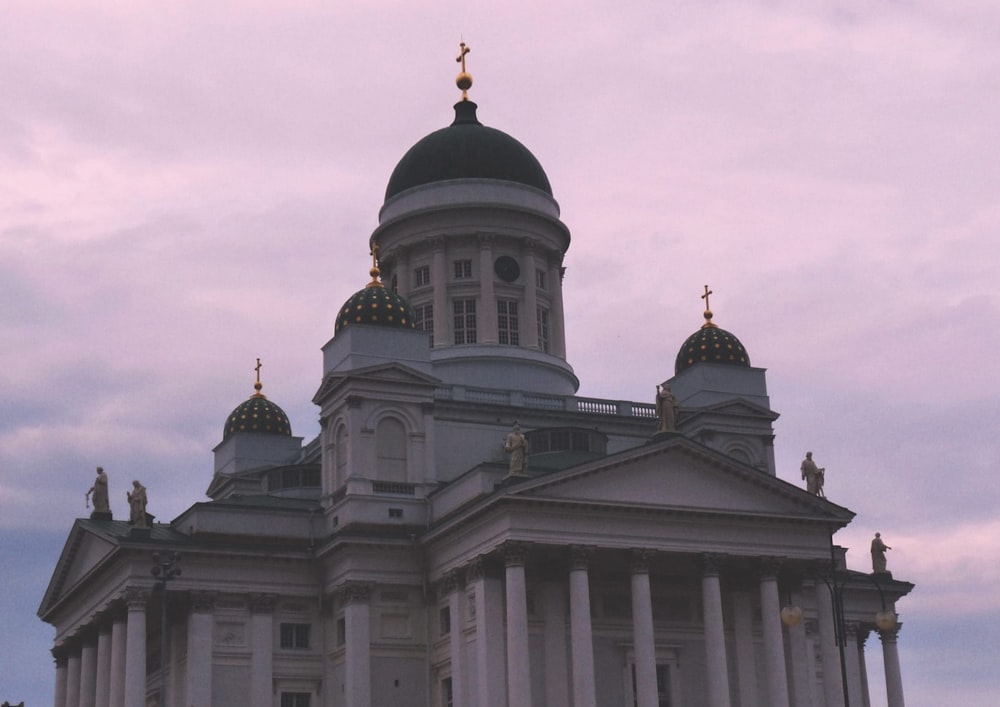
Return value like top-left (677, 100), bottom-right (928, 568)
top-left (445, 570), bottom-right (468, 707)
top-left (109, 614), bottom-right (127, 707)
top-left (879, 626), bottom-right (905, 707)
top-left (65, 649), bottom-right (81, 707)
top-left (732, 592), bottom-right (759, 707)
top-left (249, 594), bottom-right (275, 707)
top-left (701, 554), bottom-right (732, 707)
top-left (470, 558), bottom-right (507, 707)
top-left (859, 630), bottom-right (873, 707)
top-left (79, 634), bottom-right (97, 707)
top-left (568, 546), bottom-right (596, 707)
top-left (343, 582), bottom-right (373, 707)
top-left (505, 542), bottom-right (533, 707)
top-left (786, 592), bottom-right (811, 707)
top-left (758, 564), bottom-right (790, 707)
top-left (52, 652), bottom-right (68, 707)
top-left (186, 592), bottom-right (215, 707)
top-left (123, 589), bottom-right (148, 707)
top-left (814, 582), bottom-right (846, 707)
top-left (630, 550), bottom-right (657, 707)
top-left (95, 624), bottom-right (112, 707)
top-left (540, 581), bottom-right (569, 707)
top-left (805, 626), bottom-right (820, 707)
top-left (844, 622), bottom-right (864, 707)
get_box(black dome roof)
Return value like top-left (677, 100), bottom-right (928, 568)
top-left (384, 101), bottom-right (552, 201)
top-left (335, 282), bottom-right (416, 334)
top-left (224, 393), bottom-right (292, 441)
top-left (675, 324), bottom-right (751, 374)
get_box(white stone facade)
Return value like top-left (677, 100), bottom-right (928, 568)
top-left (39, 91), bottom-right (912, 707)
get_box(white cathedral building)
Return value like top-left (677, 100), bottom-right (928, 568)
top-left (40, 52), bottom-right (912, 707)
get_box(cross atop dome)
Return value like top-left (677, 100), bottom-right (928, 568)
top-left (455, 41), bottom-right (473, 100)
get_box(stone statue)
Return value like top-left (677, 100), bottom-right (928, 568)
top-left (871, 532), bottom-right (891, 574)
top-left (85, 466), bottom-right (110, 516)
top-left (655, 383), bottom-right (680, 433)
top-left (127, 480), bottom-right (148, 528)
top-left (800, 451), bottom-right (825, 497)
top-left (503, 422), bottom-right (529, 476)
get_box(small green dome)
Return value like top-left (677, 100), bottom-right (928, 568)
top-left (335, 283), bottom-right (416, 334)
top-left (224, 394), bottom-right (292, 441)
top-left (675, 325), bottom-right (751, 374)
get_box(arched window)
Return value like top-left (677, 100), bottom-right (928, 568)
top-left (375, 417), bottom-right (407, 482)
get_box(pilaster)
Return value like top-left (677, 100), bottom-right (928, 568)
top-left (340, 582), bottom-right (373, 707)
top-left (249, 593), bottom-right (276, 707)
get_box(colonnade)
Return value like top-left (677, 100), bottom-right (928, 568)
top-left (431, 544), bottom-right (906, 707)
top-left (50, 548), bottom-right (907, 707)
top-left (50, 588), bottom-right (220, 707)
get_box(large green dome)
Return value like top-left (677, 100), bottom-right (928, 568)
top-left (384, 101), bottom-right (552, 201)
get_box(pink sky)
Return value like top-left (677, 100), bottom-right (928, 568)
top-left (2, 2), bottom-right (999, 704)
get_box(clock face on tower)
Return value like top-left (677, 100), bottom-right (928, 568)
top-left (494, 256), bottom-right (521, 283)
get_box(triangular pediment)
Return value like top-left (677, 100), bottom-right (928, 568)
top-left (511, 438), bottom-right (849, 521)
top-left (687, 398), bottom-right (778, 420)
top-left (314, 362), bottom-right (440, 402)
top-left (39, 520), bottom-right (121, 618)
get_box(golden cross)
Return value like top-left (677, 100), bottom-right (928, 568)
top-left (701, 285), bottom-right (713, 311)
top-left (456, 41), bottom-right (470, 72)
top-left (371, 242), bottom-right (380, 269)
top-left (254, 357), bottom-right (263, 384)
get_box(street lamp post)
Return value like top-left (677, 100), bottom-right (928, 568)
top-left (151, 551), bottom-right (181, 707)
top-left (781, 549), bottom-right (897, 707)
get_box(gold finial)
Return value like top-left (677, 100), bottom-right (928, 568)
top-left (455, 41), bottom-right (473, 101)
top-left (366, 242), bottom-right (384, 289)
top-left (701, 285), bottom-right (717, 329)
top-left (252, 357), bottom-right (266, 398)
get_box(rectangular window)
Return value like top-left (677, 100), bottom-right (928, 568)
top-left (454, 259), bottom-right (473, 279)
top-left (280, 623), bottom-right (310, 649)
top-left (414, 265), bottom-right (431, 287)
top-left (497, 299), bottom-right (519, 345)
top-left (336, 617), bottom-right (345, 646)
top-left (439, 606), bottom-right (451, 636)
top-left (535, 268), bottom-right (547, 290)
top-left (441, 678), bottom-right (454, 707)
top-left (627, 654), bottom-right (679, 707)
top-left (414, 303), bottom-right (434, 336)
top-left (281, 693), bottom-right (311, 707)
top-left (453, 299), bottom-right (477, 344)
top-left (536, 307), bottom-right (550, 353)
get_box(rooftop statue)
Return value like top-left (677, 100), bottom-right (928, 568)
top-left (800, 451), bottom-right (826, 497)
top-left (871, 532), bottom-right (892, 574)
top-left (504, 421), bottom-right (529, 476)
top-left (656, 383), bottom-right (680, 433)
top-left (85, 466), bottom-right (110, 517)
top-left (128, 480), bottom-right (149, 528)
